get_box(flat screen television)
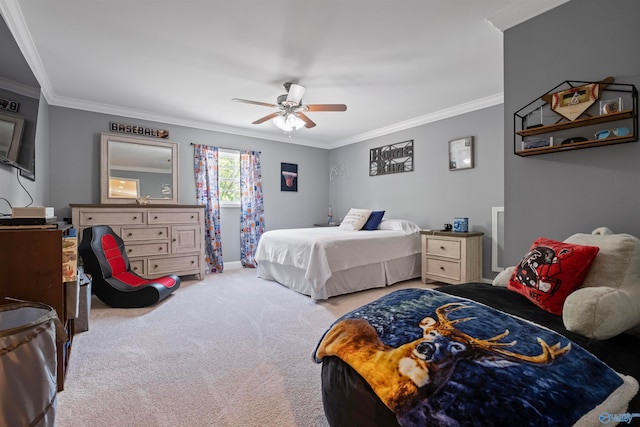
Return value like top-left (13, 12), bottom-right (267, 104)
top-left (0, 111), bottom-right (25, 168)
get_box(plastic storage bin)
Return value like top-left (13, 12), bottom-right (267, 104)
top-left (0, 302), bottom-right (63, 427)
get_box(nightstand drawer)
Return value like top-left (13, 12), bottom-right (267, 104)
top-left (426, 258), bottom-right (461, 282)
top-left (426, 238), bottom-right (461, 259)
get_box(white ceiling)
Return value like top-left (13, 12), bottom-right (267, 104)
top-left (0, 0), bottom-right (569, 149)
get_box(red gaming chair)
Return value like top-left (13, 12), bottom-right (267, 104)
top-left (78, 225), bottom-right (180, 308)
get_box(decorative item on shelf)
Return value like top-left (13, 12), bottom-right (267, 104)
top-left (110, 122), bottom-right (169, 139)
top-left (600, 98), bottom-right (623, 115)
top-left (594, 127), bottom-right (629, 140)
top-left (328, 205), bottom-right (334, 225)
top-left (524, 106), bottom-right (544, 129)
top-left (448, 136), bottom-right (474, 171)
top-left (453, 217), bottom-right (469, 233)
top-left (522, 136), bottom-right (553, 150)
top-left (561, 137), bottom-right (588, 145)
top-left (136, 195), bottom-right (151, 205)
top-left (550, 82), bottom-right (600, 121)
top-left (443, 223), bottom-right (452, 232)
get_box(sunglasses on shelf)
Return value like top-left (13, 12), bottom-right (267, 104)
top-left (594, 127), bottom-right (630, 140)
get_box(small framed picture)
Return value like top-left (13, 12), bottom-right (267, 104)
top-left (449, 136), bottom-right (474, 171)
top-left (281, 162), bottom-right (298, 192)
top-left (600, 98), bottom-right (623, 115)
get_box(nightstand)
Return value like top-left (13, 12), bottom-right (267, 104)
top-left (420, 230), bottom-right (483, 285)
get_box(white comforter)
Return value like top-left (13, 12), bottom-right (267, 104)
top-left (254, 227), bottom-right (421, 293)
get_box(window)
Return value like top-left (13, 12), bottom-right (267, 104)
top-left (218, 149), bottom-right (240, 207)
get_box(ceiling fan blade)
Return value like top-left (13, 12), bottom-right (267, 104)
top-left (286, 84), bottom-right (306, 105)
top-left (232, 98), bottom-right (278, 108)
top-left (252, 112), bottom-right (281, 125)
top-left (297, 112), bottom-right (316, 128)
top-left (305, 104), bottom-right (347, 112)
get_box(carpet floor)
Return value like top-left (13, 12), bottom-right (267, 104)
top-left (56, 268), bottom-right (432, 427)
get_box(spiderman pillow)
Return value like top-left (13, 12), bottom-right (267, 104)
top-left (508, 237), bottom-right (599, 315)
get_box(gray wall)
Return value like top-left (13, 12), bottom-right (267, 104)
top-left (48, 106), bottom-right (329, 263)
top-left (330, 104), bottom-right (504, 279)
top-left (503, 0), bottom-right (640, 266)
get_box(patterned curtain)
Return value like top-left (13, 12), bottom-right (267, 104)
top-left (194, 144), bottom-right (223, 273)
top-left (239, 150), bottom-right (264, 268)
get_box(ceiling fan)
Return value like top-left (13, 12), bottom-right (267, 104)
top-left (232, 82), bottom-right (347, 131)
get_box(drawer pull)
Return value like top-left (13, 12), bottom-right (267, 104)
top-left (133, 266), bottom-right (138, 271)
top-left (191, 260), bottom-right (195, 264)
top-left (159, 231), bottom-right (163, 235)
top-left (154, 216), bottom-right (158, 220)
top-left (173, 238), bottom-right (177, 242)
top-left (440, 246), bottom-right (445, 250)
top-left (128, 233), bottom-right (133, 237)
top-left (158, 247), bottom-right (163, 251)
top-left (440, 266), bottom-right (445, 270)
top-left (154, 264), bottom-right (158, 269)
top-left (128, 249), bottom-right (133, 253)
top-left (133, 216), bottom-right (138, 220)
top-left (88, 216), bottom-right (92, 220)
top-left (191, 215), bottom-right (194, 219)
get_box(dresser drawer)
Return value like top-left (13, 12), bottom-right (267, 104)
top-left (121, 226), bottom-right (169, 242)
top-left (148, 210), bottom-right (200, 224)
top-left (147, 254), bottom-right (200, 276)
top-left (78, 210), bottom-right (145, 226)
top-left (426, 238), bottom-right (461, 259)
top-left (426, 258), bottom-right (461, 282)
top-left (129, 259), bottom-right (146, 276)
top-left (125, 242), bottom-right (169, 257)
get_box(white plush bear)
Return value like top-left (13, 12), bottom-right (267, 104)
top-left (493, 227), bottom-right (640, 340)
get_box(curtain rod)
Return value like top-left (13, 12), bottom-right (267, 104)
top-left (190, 142), bottom-right (260, 153)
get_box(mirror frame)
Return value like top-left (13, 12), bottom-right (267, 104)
top-left (100, 133), bottom-right (179, 204)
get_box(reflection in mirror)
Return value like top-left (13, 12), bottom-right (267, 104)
top-left (100, 133), bottom-right (179, 204)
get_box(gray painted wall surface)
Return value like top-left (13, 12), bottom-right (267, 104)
top-left (503, 0), bottom-right (640, 266)
top-left (48, 106), bottom-right (329, 263)
top-left (329, 105), bottom-right (504, 279)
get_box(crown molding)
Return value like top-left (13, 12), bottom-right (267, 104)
top-left (330, 93), bottom-right (504, 149)
top-left (487, 0), bottom-right (571, 32)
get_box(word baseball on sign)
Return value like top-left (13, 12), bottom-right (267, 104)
top-left (110, 122), bottom-right (169, 139)
top-left (369, 140), bottom-right (414, 176)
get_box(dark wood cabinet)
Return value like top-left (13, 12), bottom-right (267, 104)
top-left (0, 227), bottom-right (75, 391)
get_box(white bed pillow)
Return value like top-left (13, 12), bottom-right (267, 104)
top-left (339, 208), bottom-right (372, 231)
top-left (378, 219), bottom-right (422, 235)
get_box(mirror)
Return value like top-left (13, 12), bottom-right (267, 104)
top-left (100, 133), bottom-right (178, 204)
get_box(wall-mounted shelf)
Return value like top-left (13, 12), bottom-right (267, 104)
top-left (514, 80), bottom-right (638, 157)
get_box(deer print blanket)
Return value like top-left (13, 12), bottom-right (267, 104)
top-left (314, 288), bottom-right (638, 426)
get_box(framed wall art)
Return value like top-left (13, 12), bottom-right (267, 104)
top-left (449, 136), bottom-right (474, 171)
top-left (281, 162), bottom-right (298, 192)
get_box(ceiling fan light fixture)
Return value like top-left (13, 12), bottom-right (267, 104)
top-left (273, 113), bottom-right (305, 132)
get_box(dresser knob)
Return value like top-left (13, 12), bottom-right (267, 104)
top-left (88, 217), bottom-right (92, 220)
top-left (440, 246), bottom-right (445, 250)
top-left (128, 249), bottom-right (132, 253)
top-left (191, 260), bottom-right (194, 264)
top-left (440, 266), bottom-right (445, 271)
top-left (128, 233), bottom-right (133, 237)
top-left (158, 247), bottom-right (163, 251)
top-left (154, 216), bottom-right (158, 220)
top-left (191, 215), bottom-right (194, 219)
top-left (173, 238), bottom-right (177, 242)
top-left (133, 216), bottom-right (137, 220)
top-left (154, 265), bottom-right (158, 269)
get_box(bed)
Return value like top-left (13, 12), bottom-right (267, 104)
top-left (314, 228), bottom-right (640, 426)
top-left (254, 218), bottom-right (422, 300)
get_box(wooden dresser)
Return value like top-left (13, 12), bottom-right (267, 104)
top-left (420, 230), bottom-right (483, 285)
top-left (71, 204), bottom-right (205, 280)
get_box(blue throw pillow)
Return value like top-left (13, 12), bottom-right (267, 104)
top-left (362, 210), bottom-right (385, 230)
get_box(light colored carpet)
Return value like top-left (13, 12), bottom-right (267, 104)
top-left (56, 268), bottom-right (433, 427)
